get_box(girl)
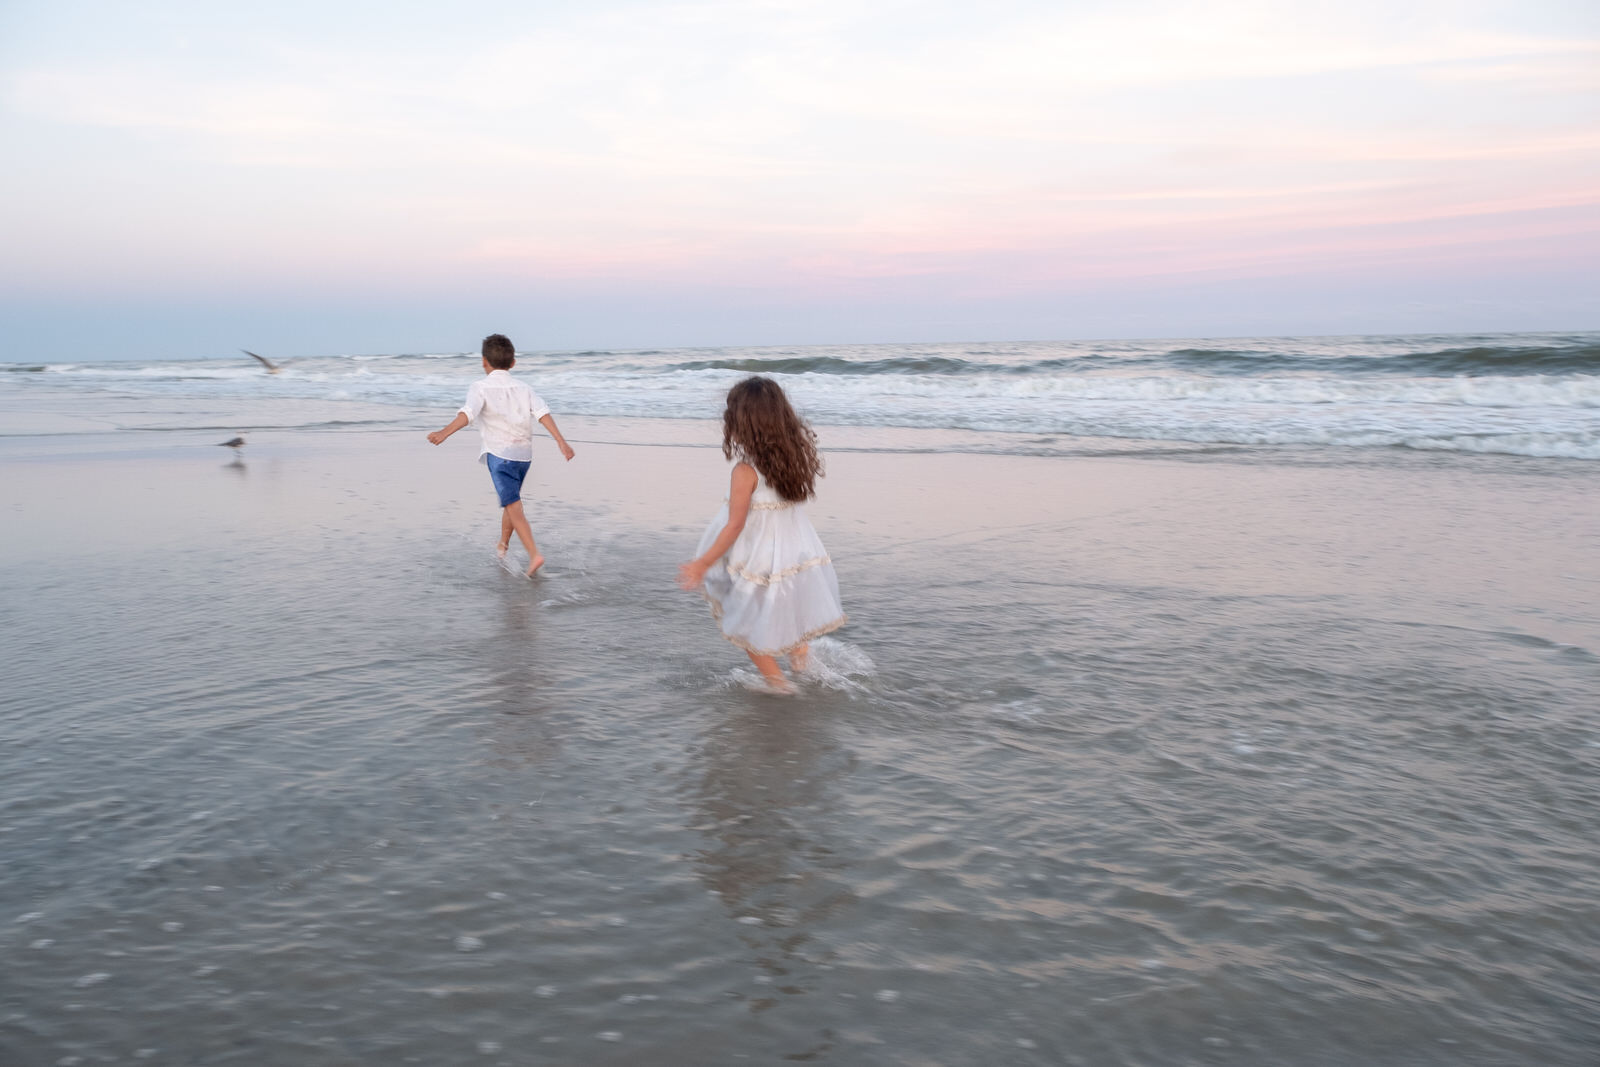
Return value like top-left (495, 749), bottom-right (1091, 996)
top-left (677, 377), bottom-right (846, 692)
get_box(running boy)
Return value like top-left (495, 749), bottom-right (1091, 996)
top-left (428, 334), bottom-right (575, 575)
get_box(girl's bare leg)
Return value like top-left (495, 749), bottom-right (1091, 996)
top-left (503, 501), bottom-right (545, 575)
top-left (747, 651), bottom-right (795, 693)
top-left (788, 643), bottom-right (811, 673)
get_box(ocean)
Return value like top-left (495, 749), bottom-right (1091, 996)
top-left (2, 331), bottom-right (1598, 1065)
top-left (7, 330), bottom-right (1598, 459)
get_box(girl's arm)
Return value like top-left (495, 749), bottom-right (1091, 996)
top-left (677, 463), bottom-right (758, 590)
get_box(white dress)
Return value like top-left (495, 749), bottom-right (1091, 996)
top-left (695, 465), bottom-right (846, 657)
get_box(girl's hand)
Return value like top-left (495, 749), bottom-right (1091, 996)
top-left (677, 559), bottom-right (709, 591)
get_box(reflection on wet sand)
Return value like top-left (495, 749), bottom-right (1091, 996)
top-left (480, 576), bottom-right (562, 768)
top-left (688, 699), bottom-right (857, 1037)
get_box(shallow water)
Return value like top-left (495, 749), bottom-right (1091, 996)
top-left (2, 423), bottom-right (1598, 1065)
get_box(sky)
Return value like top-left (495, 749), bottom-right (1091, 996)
top-left (1, 0), bottom-right (1597, 359)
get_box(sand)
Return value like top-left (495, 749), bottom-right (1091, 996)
top-left (2, 420), bottom-right (1598, 1064)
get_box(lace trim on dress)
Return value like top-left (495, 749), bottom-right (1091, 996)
top-left (701, 590), bottom-right (849, 657)
top-left (726, 555), bottom-right (830, 586)
top-left (721, 497), bottom-right (795, 511)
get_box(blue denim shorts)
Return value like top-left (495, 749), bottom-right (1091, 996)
top-left (486, 455), bottom-right (531, 507)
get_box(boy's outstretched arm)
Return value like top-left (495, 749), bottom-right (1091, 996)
top-left (539, 414), bottom-right (576, 461)
top-left (427, 412), bottom-right (469, 445)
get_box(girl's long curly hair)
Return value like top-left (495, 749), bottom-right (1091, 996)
top-left (721, 376), bottom-right (822, 502)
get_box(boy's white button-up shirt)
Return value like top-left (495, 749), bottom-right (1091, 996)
top-left (460, 370), bottom-right (552, 463)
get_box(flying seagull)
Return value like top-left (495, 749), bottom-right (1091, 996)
top-left (218, 435), bottom-right (246, 450)
top-left (242, 349), bottom-right (283, 374)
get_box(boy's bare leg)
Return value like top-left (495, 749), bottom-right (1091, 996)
top-left (747, 651), bottom-right (795, 693)
top-left (503, 500), bottom-right (545, 575)
top-left (497, 509), bottom-right (513, 557)
top-left (788, 643), bottom-right (810, 674)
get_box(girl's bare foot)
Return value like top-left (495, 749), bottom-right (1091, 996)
top-left (747, 651), bottom-right (794, 693)
top-left (788, 644), bottom-right (811, 675)
top-left (762, 674), bottom-right (797, 695)
top-left (526, 554), bottom-right (546, 577)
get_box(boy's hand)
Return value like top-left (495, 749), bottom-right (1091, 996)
top-left (677, 559), bottom-right (709, 591)
top-left (559, 441), bottom-right (575, 461)
top-left (429, 413), bottom-right (468, 445)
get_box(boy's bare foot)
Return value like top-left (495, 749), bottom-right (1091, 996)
top-left (496, 542), bottom-right (510, 559)
top-left (526, 554), bottom-right (546, 577)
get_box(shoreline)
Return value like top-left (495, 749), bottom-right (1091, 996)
top-left (4, 420), bottom-right (1596, 650)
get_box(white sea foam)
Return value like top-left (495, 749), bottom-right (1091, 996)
top-left (9, 334), bottom-right (1599, 459)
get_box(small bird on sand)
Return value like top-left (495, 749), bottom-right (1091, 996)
top-left (218, 435), bottom-right (247, 450)
top-left (242, 349), bottom-right (282, 374)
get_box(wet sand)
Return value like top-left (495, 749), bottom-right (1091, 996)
top-left (2, 421), bottom-right (1598, 1065)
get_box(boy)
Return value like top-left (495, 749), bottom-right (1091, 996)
top-left (428, 334), bottom-right (575, 576)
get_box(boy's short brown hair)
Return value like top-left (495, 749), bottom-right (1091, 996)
top-left (481, 334), bottom-right (516, 370)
